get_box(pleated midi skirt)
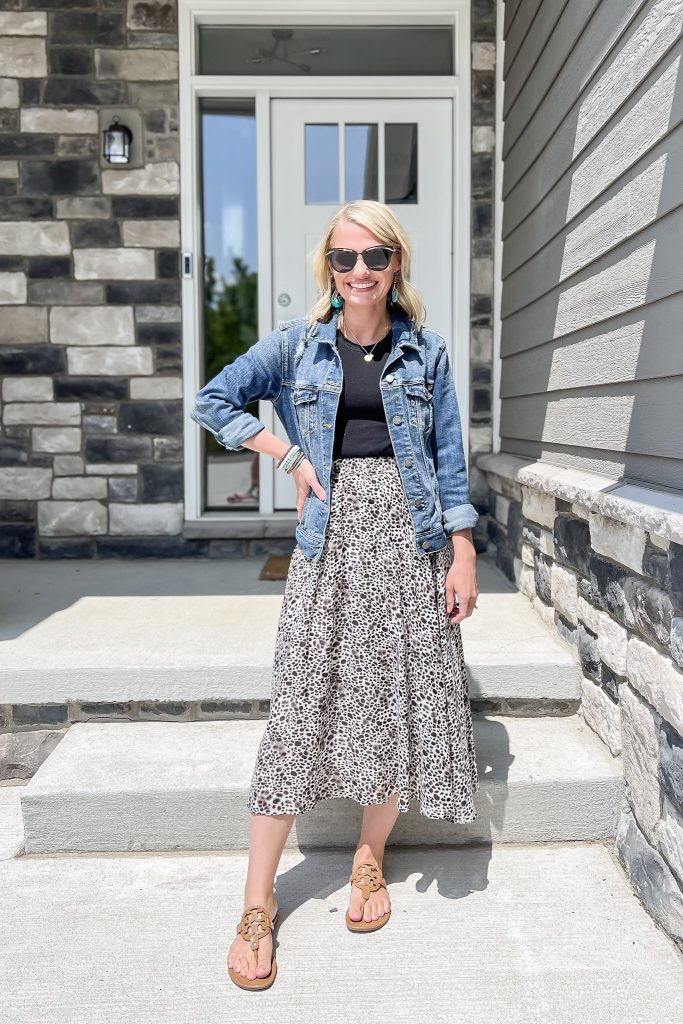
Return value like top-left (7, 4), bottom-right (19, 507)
top-left (246, 455), bottom-right (480, 824)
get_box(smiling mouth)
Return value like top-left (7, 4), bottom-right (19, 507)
top-left (348, 281), bottom-right (378, 290)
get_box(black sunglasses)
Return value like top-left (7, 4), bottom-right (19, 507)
top-left (325, 245), bottom-right (399, 273)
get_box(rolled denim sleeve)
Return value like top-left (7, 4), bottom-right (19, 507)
top-left (429, 343), bottom-right (479, 534)
top-left (190, 327), bottom-right (283, 451)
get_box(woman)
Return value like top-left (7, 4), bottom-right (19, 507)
top-left (190, 199), bottom-right (480, 991)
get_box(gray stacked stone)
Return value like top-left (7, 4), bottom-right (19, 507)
top-left (469, 0), bottom-right (496, 542)
top-left (0, 0), bottom-right (183, 558)
top-left (478, 452), bottom-right (683, 950)
top-left (1, 696), bottom-right (290, 745)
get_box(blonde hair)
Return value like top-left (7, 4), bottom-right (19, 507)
top-left (306, 200), bottom-right (426, 331)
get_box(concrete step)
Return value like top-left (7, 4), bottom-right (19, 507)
top-left (21, 715), bottom-right (623, 853)
top-left (0, 785), bottom-right (23, 860)
top-left (0, 556), bottom-right (580, 711)
top-left (4, 843), bottom-right (683, 1023)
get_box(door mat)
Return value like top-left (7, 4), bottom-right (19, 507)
top-left (259, 554), bottom-right (292, 580)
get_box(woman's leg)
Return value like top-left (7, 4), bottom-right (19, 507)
top-left (228, 811), bottom-right (295, 980)
top-left (348, 795), bottom-right (400, 922)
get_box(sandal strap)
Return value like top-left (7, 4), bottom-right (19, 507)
top-left (235, 904), bottom-right (273, 951)
top-left (348, 862), bottom-right (387, 901)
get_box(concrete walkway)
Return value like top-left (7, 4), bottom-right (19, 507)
top-left (1, 781), bottom-right (682, 1024)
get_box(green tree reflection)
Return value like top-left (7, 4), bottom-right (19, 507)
top-left (203, 254), bottom-right (258, 455)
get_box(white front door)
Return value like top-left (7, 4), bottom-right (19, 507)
top-left (270, 97), bottom-right (454, 510)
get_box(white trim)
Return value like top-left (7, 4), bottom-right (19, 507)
top-left (492, 0), bottom-right (504, 455)
top-left (254, 91), bottom-right (275, 515)
top-left (180, 0), bottom-right (472, 524)
top-left (179, 1), bottom-right (202, 522)
top-left (184, 511), bottom-right (298, 538)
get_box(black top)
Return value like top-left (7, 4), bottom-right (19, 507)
top-left (332, 326), bottom-right (394, 458)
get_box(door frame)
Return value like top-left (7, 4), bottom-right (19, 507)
top-left (179, 0), bottom-right (472, 525)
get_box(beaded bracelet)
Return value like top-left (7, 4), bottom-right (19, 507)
top-left (280, 444), bottom-right (299, 471)
top-left (275, 444), bottom-right (294, 469)
top-left (278, 444), bottom-right (306, 474)
top-left (277, 444), bottom-right (301, 471)
top-left (285, 449), bottom-right (306, 473)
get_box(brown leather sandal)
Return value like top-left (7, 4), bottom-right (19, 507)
top-left (345, 862), bottom-right (391, 932)
top-left (227, 904), bottom-right (278, 990)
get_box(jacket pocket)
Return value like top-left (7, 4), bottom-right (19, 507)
top-left (403, 381), bottom-right (433, 432)
top-left (292, 385), bottom-right (320, 438)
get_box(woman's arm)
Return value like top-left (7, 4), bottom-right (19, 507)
top-left (429, 342), bottom-right (479, 536)
top-left (429, 342), bottom-right (479, 622)
top-left (446, 527), bottom-right (479, 623)
top-left (240, 427), bottom-right (326, 521)
top-left (190, 326), bottom-right (283, 451)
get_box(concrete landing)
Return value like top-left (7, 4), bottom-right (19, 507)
top-left (20, 715), bottom-right (622, 853)
top-left (0, 556), bottom-right (580, 705)
top-left (1, 843), bottom-right (682, 1023)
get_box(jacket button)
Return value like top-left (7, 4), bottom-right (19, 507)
top-left (392, 415), bottom-right (402, 425)
top-left (404, 457), bottom-right (413, 468)
top-left (414, 498), bottom-right (423, 508)
top-left (386, 373), bottom-right (395, 383)
top-left (421, 540), bottom-right (430, 549)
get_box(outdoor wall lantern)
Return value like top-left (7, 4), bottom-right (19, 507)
top-left (102, 115), bottom-right (133, 165)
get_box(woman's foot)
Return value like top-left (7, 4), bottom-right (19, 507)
top-left (347, 843), bottom-right (391, 923)
top-left (227, 890), bottom-right (279, 981)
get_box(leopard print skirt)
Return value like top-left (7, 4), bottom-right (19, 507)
top-left (246, 455), bottom-right (480, 824)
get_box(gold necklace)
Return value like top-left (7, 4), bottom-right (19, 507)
top-left (342, 317), bottom-right (392, 361)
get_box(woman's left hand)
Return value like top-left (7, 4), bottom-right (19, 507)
top-left (445, 536), bottom-right (479, 624)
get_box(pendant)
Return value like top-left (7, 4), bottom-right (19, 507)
top-left (364, 353), bottom-right (374, 361)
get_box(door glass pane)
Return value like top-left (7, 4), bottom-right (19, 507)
top-left (200, 100), bottom-right (259, 512)
top-left (385, 123), bottom-right (418, 203)
top-left (305, 123), bottom-right (339, 204)
top-left (344, 124), bottom-right (378, 201)
top-left (197, 25), bottom-right (454, 76)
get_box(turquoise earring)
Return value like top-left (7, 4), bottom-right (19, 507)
top-left (390, 276), bottom-right (399, 304)
top-left (330, 288), bottom-right (343, 308)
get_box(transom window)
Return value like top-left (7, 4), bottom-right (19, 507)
top-left (197, 24), bottom-right (454, 76)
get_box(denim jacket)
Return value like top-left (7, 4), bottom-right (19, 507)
top-left (190, 307), bottom-right (479, 561)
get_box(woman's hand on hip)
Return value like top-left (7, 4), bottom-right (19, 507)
top-left (292, 460), bottom-right (326, 523)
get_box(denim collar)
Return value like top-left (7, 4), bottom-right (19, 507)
top-left (306, 307), bottom-right (420, 352)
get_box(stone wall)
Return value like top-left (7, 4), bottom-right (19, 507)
top-left (477, 451), bottom-right (683, 946)
top-left (468, 0), bottom-right (496, 552)
top-left (0, 0), bottom-right (182, 558)
top-left (0, 1), bottom-right (496, 557)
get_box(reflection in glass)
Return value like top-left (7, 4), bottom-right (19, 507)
top-left (305, 124), bottom-right (339, 203)
top-left (197, 25), bottom-right (454, 76)
top-left (200, 100), bottom-right (259, 511)
top-left (385, 123), bottom-right (418, 203)
top-left (344, 124), bottom-right (378, 201)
